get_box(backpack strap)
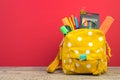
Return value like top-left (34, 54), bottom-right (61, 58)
top-left (106, 42), bottom-right (112, 62)
top-left (46, 52), bottom-right (60, 73)
top-left (46, 39), bottom-right (64, 73)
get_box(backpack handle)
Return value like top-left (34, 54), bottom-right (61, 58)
top-left (46, 52), bottom-right (60, 73)
top-left (46, 39), bottom-right (64, 73)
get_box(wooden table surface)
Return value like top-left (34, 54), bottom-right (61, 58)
top-left (0, 67), bottom-right (119, 80)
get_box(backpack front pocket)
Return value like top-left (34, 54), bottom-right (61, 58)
top-left (64, 47), bottom-right (103, 74)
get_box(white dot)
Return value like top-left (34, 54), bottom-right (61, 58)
top-left (86, 64), bottom-right (91, 68)
top-left (86, 50), bottom-right (90, 54)
top-left (88, 31), bottom-right (92, 36)
top-left (67, 42), bottom-right (72, 47)
top-left (77, 37), bottom-right (82, 41)
top-left (63, 59), bottom-right (66, 63)
top-left (69, 59), bottom-right (72, 63)
top-left (88, 42), bottom-right (93, 47)
top-left (75, 63), bottom-right (80, 67)
top-left (98, 37), bottom-right (103, 41)
top-left (74, 50), bottom-right (79, 54)
top-left (96, 49), bottom-right (100, 53)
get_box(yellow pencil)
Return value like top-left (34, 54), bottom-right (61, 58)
top-left (62, 18), bottom-right (67, 25)
top-left (68, 17), bottom-right (74, 30)
top-left (64, 17), bottom-right (71, 26)
top-left (71, 15), bottom-right (76, 26)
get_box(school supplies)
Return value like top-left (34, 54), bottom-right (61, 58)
top-left (60, 26), bottom-right (68, 35)
top-left (71, 15), bottom-right (76, 27)
top-left (62, 17), bottom-right (70, 26)
top-left (47, 10), bottom-right (114, 76)
top-left (80, 13), bottom-right (99, 29)
top-left (74, 17), bottom-right (79, 29)
top-left (68, 17), bottom-right (74, 30)
top-left (60, 25), bottom-right (72, 35)
top-left (65, 25), bottom-right (72, 32)
top-left (80, 9), bottom-right (86, 14)
top-left (62, 17), bottom-right (74, 30)
top-left (100, 16), bottom-right (114, 34)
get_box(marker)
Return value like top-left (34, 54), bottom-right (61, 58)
top-left (60, 25), bottom-right (72, 35)
top-left (74, 17), bottom-right (79, 29)
top-left (65, 25), bottom-right (72, 32)
top-left (60, 26), bottom-right (68, 35)
top-left (100, 16), bottom-right (114, 34)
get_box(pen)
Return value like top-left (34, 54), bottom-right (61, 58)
top-left (74, 17), bottom-right (79, 29)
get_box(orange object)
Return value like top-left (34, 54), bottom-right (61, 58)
top-left (71, 15), bottom-right (76, 29)
top-left (71, 15), bottom-right (76, 26)
top-left (62, 18), bottom-right (67, 25)
top-left (62, 17), bottom-right (71, 26)
top-left (100, 16), bottom-right (114, 34)
top-left (68, 17), bottom-right (74, 30)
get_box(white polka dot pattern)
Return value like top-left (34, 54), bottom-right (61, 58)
top-left (88, 31), bottom-right (92, 36)
top-left (86, 50), bottom-right (90, 54)
top-left (75, 63), bottom-right (80, 67)
top-left (63, 59), bottom-right (66, 63)
top-left (88, 42), bottom-right (93, 47)
top-left (67, 42), bottom-right (72, 47)
top-left (74, 50), bottom-right (79, 54)
top-left (86, 64), bottom-right (91, 69)
top-left (77, 37), bottom-right (82, 41)
top-left (98, 37), bottom-right (103, 41)
top-left (63, 30), bottom-right (107, 74)
top-left (69, 59), bottom-right (72, 63)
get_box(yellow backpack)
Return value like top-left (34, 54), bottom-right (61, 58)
top-left (47, 29), bottom-right (112, 75)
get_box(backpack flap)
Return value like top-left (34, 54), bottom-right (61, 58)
top-left (62, 29), bottom-right (108, 75)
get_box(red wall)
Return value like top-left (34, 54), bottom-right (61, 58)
top-left (0, 0), bottom-right (120, 66)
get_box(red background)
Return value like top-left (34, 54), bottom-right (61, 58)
top-left (0, 0), bottom-right (120, 66)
